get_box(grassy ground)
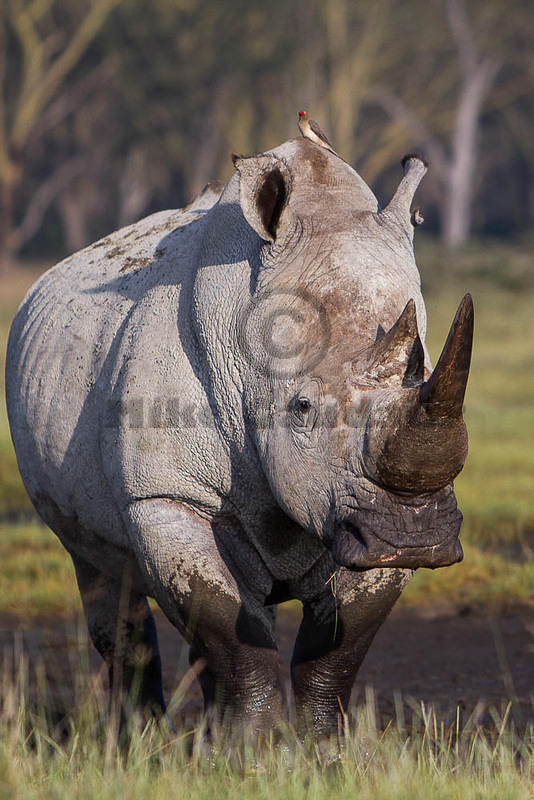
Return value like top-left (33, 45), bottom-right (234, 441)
top-left (1, 243), bottom-right (533, 615)
top-left (0, 521), bottom-right (79, 616)
top-left (2, 720), bottom-right (532, 800)
top-left (1, 650), bottom-right (533, 800)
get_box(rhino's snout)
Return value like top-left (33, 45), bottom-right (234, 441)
top-left (331, 496), bottom-right (464, 570)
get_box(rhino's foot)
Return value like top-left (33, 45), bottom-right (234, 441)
top-left (189, 635), bottom-right (285, 738)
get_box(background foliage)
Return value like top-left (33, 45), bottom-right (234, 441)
top-left (1, 0), bottom-right (534, 266)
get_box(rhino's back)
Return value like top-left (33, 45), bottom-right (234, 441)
top-left (6, 194), bottom-right (224, 546)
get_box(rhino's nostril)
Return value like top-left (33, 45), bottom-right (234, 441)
top-left (341, 519), bottom-right (366, 546)
top-left (335, 519), bottom-right (368, 562)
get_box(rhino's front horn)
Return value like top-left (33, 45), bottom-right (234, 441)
top-left (366, 294), bottom-right (474, 493)
top-left (420, 293), bottom-right (474, 420)
top-left (380, 154), bottom-right (428, 239)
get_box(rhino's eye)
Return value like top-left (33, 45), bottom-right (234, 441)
top-left (289, 394), bottom-right (317, 437)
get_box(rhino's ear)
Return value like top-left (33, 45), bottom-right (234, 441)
top-left (232, 154), bottom-right (292, 243)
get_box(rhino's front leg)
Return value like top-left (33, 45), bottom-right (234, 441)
top-left (125, 500), bottom-right (283, 732)
top-left (292, 567), bottom-right (411, 739)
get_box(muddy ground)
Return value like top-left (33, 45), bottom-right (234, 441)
top-left (2, 603), bottom-right (533, 730)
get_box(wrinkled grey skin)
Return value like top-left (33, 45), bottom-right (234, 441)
top-left (6, 138), bottom-right (472, 738)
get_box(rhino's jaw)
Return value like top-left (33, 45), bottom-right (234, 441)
top-left (330, 487), bottom-right (464, 570)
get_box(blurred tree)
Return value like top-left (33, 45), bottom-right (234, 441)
top-left (1, 0), bottom-right (533, 262)
top-left (323, 0), bottom-right (391, 164)
top-left (363, 0), bottom-right (499, 247)
top-left (0, 0), bottom-right (121, 268)
top-left (107, 0), bottom-right (299, 204)
top-left (362, 0), bottom-right (534, 248)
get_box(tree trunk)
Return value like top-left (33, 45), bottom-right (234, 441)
top-left (118, 149), bottom-right (152, 228)
top-left (325, 0), bottom-right (354, 158)
top-left (442, 60), bottom-right (498, 248)
top-left (185, 78), bottom-right (235, 200)
top-left (56, 185), bottom-right (90, 254)
top-left (0, 159), bottom-right (22, 272)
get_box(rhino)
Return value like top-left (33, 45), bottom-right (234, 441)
top-left (6, 136), bottom-right (473, 739)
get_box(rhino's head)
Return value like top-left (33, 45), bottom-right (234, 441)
top-left (203, 139), bottom-right (473, 570)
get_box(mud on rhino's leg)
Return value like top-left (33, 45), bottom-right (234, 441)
top-left (292, 567), bottom-right (412, 739)
top-left (71, 552), bottom-right (165, 716)
top-left (125, 499), bottom-right (283, 732)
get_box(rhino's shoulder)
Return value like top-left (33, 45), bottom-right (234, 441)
top-left (89, 181), bottom-right (225, 275)
top-left (16, 182), bottom-right (224, 323)
top-left (69, 182), bottom-right (224, 282)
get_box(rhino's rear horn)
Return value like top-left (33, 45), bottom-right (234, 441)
top-left (361, 299), bottom-right (424, 385)
top-left (420, 293), bottom-right (474, 420)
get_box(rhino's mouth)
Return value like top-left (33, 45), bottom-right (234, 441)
top-left (330, 488), bottom-right (464, 570)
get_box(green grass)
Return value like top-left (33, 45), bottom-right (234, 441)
top-left (1, 650), bottom-right (533, 800)
top-left (0, 266), bottom-right (43, 512)
top-left (2, 723), bottom-right (532, 800)
top-left (404, 537), bottom-right (534, 609)
top-left (0, 522), bottom-right (79, 616)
